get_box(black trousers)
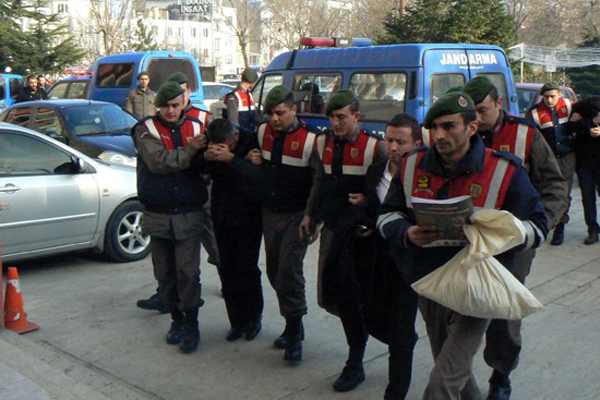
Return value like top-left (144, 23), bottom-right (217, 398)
top-left (577, 162), bottom-right (600, 234)
top-left (214, 221), bottom-right (264, 329)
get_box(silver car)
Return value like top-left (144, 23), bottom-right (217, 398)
top-left (0, 122), bottom-right (150, 263)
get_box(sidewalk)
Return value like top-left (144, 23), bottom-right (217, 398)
top-left (1, 189), bottom-right (599, 400)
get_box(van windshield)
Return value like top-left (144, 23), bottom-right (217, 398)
top-left (147, 59), bottom-right (198, 92)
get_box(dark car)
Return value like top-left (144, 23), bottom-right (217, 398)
top-left (48, 74), bottom-right (92, 100)
top-left (0, 100), bottom-right (137, 166)
top-left (516, 83), bottom-right (578, 117)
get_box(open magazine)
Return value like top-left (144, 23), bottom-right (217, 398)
top-left (411, 195), bottom-right (474, 247)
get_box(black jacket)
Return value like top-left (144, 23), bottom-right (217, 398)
top-left (15, 86), bottom-right (48, 103)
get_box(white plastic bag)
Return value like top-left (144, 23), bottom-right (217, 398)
top-left (411, 209), bottom-right (544, 320)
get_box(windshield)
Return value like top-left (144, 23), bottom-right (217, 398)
top-left (62, 104), bottom-right (137, 136)
top-left (517, 89), bottom-right (538, 114)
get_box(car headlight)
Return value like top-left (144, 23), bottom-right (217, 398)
top-left (98, 151), bottom-right (137, 167)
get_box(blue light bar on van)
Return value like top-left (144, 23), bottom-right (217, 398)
top-left (351, 38), bottom-right (373, 47)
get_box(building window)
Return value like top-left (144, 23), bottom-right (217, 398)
top-left (178, 27), bottom-right (183, 37)
top-left (203, 28), bottom-right (208, 37)
top-left (226, 55), bottom-right (232, 65)
top-left (168, 27), bottom-right (173, 37)
top-left (203, 49), bottom-right (209, 58)
top-left (152, 26), bottom-right (158, 35)
top-left (215, 38), bottom-right (220, 51)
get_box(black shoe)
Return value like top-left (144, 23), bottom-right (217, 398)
top-left (486, 383), bottom-right (512, 400)
top-left (332, 366), bottom-right (365, 392)
top-left (225, 327), bottom-right (244, 342)
top-left (550, 224), bottom-right (564, 246)
top-left (244, 318), bottom-right (262, 341)
top-left (584, 229), bottom-right (599, 245)
top-left (136, 292), bottom-right (169, 313)
top-left (274, 323), bottom-right (304, 349)
top-left (166, 321), bottom-right (184, 345)
top-left (283, 339), bottom-right (302, 362)
top-left (180, 310), bottom-right (200, 354)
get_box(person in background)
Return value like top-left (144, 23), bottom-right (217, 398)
top-left (16, 75), bottom-right (48, 103)
top-left (37, 75), bottom-right (51, 92)
top-left (225, 68), bottom-right (258, 135)
top-left (124, 71), bottom-right (156, 120)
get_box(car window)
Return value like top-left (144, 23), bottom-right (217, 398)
top-left (218, 85), bottom-right (232, 97)
top-left (517, 89), bottom-right (538, 114)
top-left (476, 72), bottom-right (509, 112)
top-left (49, 82), bottom-right (68, 99)
top-left (431, 73), bottom-right (465, 104)
top-left (203, 85), bottom-right (218, 99)
top-left (62, 104), bottom-right (137, 135)
top-left (96, 63), bottom-right (134, 88)
top-left (4, 107), bottom-right (33, 127)
top-left (147, 59), bottom-right (198, 92)
top-left (34, 108), bottom-right (64, 136)
top-left (293, 74), bottom-right (342, 116)
top-left (67, 82), bottom-right (88, 99)
top-left (349, 72), bottom-right (407, 121)
top-left (0, 131), bottom-right (73, 176)
top-left (9, 79), bottom-right (22, 100)
top-left (252, 74), bottom-right (283, 113)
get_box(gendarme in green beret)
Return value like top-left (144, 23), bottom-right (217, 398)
top-left (540, 82), bottom-right (560, 94)
top-left (154, 81), bottom-right (184, 107)
top-left (137, 71), bottom-right (149, 79)
top-left (325, 89), bottom-right (358, 116)
top-left (423, 92), bottom-right (475, 129)
top-left (241, 68), bottom-right (258, 83)
top-left (463, 75), bottom-right (494, 104)
top-left (167, 72), bottom-right (189, 85)
top-left (264, 85), bottom-right (293, 113)
top-left (446, 85), bottom-right (465, 95)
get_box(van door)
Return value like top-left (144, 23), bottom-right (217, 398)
top-left (422, 49), bottom-right (470, 113)
top-left (466, 49), bottom-right (518, 115)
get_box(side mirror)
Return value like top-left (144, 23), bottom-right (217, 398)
top-left (72, 156), bottom-right (86, 172)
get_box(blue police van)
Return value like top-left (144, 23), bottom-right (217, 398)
top-left (0, 74), bottom-right (24, 110)
top-left (251, 39), bottom-right (519, 135)
top-left (87, 51), bottom-right (206, 109)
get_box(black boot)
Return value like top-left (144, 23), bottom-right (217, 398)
top-left (333, 346), bottom-right (366, 392)
top-left (136, 291), bottom-right (169, 313)
top-left (486, 370), bottom-right (512, 400)
top-left (274, 319), bottom-right (304, 349)
top-left (166, 310), bottom-right (184, 345)
top-left (283, 316), bottom-right (303, 362)
top-left (551, 223), bottom-right (565, 246)
top-left (244, 316), bottom-right (262, 341)
top-left (180, 309), bottom-right (200, 354)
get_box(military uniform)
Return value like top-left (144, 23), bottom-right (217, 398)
top-left (378, 93), bottom-right (548, 400)
top-left (124, 86), bottom-right (156, 120)
top-left (225, 68), bottom-right (259, 135)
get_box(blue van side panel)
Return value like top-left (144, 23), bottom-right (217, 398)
top-left (0, 74), bottom-right (24, 108)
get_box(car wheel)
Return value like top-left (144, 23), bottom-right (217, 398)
top-left (104, 201), bottom-right (151, 262)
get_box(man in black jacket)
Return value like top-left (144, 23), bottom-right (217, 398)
top-left (132, 81), bottom-right (208, 354)
top-left (16, 75), bottom-right (48, 103)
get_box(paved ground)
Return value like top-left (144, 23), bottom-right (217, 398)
top-left (1, 189), bottom-right (600, 400)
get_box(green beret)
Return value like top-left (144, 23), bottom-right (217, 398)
top-left (423, 93), bottom-right (475, 129)
top-left (137, 71), bottom-right (149, 79)
top-left (167, 72), bottom-right (188, 85)
top-left (154, 81), bottom-right (184, 107)
top-left (446, 85), bottom-right (464, 95)
top-left (241, 68), bottom-right (258, 83)
top-left (540, 82), bottom-right (560, 94)
top-left (463, 75), bottom-right (494, 104)
top-left (264, 85), bottom-right (293, 113)
top-left (325, 89), bottom-right (358, 116)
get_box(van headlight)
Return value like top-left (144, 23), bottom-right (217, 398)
top-left (98, 151), bottom-right (137, 167)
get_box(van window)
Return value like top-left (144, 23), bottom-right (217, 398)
top-left (9, 78), bottom-right (22, 100)
top-left (476, 72), bottom-right (509, 111)
top-left (253, 74), bottom-right (283, 112)
top-left (293, 74), bottom-right (342, 115)
top-left (349, 72), bottom-right (407, 122)
top-left (97, 63), bottom-right (135, 88)
top-left (0, 79), bottom-right (5, 100)
top-left (147, 59), bottom-right (198, 92)
top-left (431, 73), bottom-right (465, 104)
top-left (49, 82), bottom-right (68, 99)
top-left (67, 82), bottom-right (88, 99)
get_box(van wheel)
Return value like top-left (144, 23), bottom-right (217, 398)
top-left (104, 201), bottom-right (151, 262)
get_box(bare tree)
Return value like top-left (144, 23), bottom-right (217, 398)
top-left (348, 0), bottom-right (399, 38)
top-left (87, 0), bottom-right (133, 58)
top-left (221, 0), bottom-right (261, 68)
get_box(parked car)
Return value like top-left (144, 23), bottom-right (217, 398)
top-left (0, 73), bottom-right (24, 110)
top-left (0, 100), bottom-right (137, 166)
top-left (48, 74), bottom-right (92, 100)
top-left (219, 78), bottom-right (241, 86)
top-left (202, 82), bottom-right (233, 108)
top-left (0, 122), bottom-right (150, 263)
top-left (516, 83), bottom-right (579, 117)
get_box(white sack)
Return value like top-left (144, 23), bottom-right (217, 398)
top-left (411, 209), bottom-right (544, 320)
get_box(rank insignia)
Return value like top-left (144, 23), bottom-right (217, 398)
top-left (458, 96), bottom-right (468, 108)
top-left (187, 137), bottom-right (193, 144)
top-left (561, 107), bottom-right (566, 114)
top-left (350, 148), bottom-right (359, 158)
top-left (291, 141), bottom-right (299, 151)
top-left (417, 175), bottom-right (429, 189)
top-left (500, 145), bottom-right (510, 152)
top-left (470, 183), bottom-right (483, 199)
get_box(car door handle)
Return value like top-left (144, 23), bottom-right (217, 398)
top-left (0, 184), bottom-right (21, 194)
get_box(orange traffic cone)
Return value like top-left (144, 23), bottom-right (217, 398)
top-left (4, 267), bottom-right (40, 334)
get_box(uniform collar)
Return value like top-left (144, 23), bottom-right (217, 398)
top-left (136, 85), bottom-right (149, 94)
top-left (333, 126), bottom-right (361, 145)
top-left (420, 134), bottom-right (486, 178)
top-left (492, 110), bottom-right (506, 135)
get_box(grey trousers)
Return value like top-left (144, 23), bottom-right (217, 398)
top-left (557, 152), bottom-right (576, 224)
top-left (483, 249), bottom-right (535, 375)
top-left (420, 297), bottom-right (490, 400)
top-left (262, 207), bottom-right (308, 318)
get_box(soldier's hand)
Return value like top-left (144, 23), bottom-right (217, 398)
top-left (348, 193), bottom-right (367, 207)
top-left (191, 134), bottom-right (208, 150)
top-left (246, 148), bottom-right (263, 165)
top-left (206, 143), bottom-right (234, 163)
top-left (407, 225), bottom-right (444, 247)
top-left (590, 126), bottom-right (600, 138)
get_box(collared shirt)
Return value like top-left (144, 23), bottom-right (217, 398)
top-left (376, 160), bottom-right (393, 203)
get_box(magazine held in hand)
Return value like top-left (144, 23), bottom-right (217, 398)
top-left (411, 195), bottom-right (474, 247)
